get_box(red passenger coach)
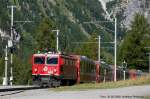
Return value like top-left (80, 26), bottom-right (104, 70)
top-left (75, 56), bottom-right (100, 83)
top-left (32, 52), bottom-right (77, 87)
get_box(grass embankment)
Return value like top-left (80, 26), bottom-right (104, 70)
top-left (52, 75), bottom-right (150, 91)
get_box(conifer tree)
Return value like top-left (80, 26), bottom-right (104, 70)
top-left (75, 33), bottom-right (98, 60)
top-left (119, 14), bottom-right (150, 70)
top-left (35, 18), bottom-right (56, 51)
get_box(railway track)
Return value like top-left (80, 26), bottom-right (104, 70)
top-left (0, 86), bottom-right (44, 92)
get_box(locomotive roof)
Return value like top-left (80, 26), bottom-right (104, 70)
top-left (80, 56), bottom-right (95, 63)
top-left (33, 52), bottom-right (76, 59)
top-left (33, 53), bottom-right (46, 56)
top-left (46, 54), bottom-right (59, 57)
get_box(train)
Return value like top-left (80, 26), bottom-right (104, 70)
top-left (32, 52), bottom-right (99, 87)
top-left (32, 51), bottom-right (140, 87)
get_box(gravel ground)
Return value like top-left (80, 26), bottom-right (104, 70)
top-left (0, 85), bottom-right (150, 99)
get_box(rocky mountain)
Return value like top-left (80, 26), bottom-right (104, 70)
top-left (121, 0), bottom-right (150, 29)
top-left (0, 0), bottom-right (119, 55)
top-left (0, 0), bottom-right (150, 43)
top-left (0, 0), bottom-right (149, 57)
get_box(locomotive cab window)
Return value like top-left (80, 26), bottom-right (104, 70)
top-left (34, 57), bottom-right (45, 64)
top-left (47, 57), bottom-right (58, 65)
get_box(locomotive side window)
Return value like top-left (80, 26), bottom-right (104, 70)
top-left (47, 57), bottom-right (58, 65)
top-left (34, 57), bottom-right (45, 64)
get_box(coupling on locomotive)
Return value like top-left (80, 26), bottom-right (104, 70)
top-left (32, 51), bottom-right (139, 87)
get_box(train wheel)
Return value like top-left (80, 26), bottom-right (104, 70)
top-left (48, 82), bottom-right (52, 87)
top-left (56, 80), bottom-right (61, 87)
top-left (68, 80), bottom-right (76, 85)
top-left (60, 80), bottom-right (67, 86)
top-left (39, 82), bottom-right (44, 88)
top-left (51, 78), bottom-right (60, 88)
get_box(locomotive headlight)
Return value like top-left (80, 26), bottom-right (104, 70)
top-left (34, 68), bottom-right (38, 72)
top-left (54, 69), bottom-right (57, 73)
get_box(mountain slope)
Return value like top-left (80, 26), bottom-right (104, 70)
top-left (0, 0), bottom-right (116, 53)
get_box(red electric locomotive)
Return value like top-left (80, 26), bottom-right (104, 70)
top-left (32, 52), bottom-right (77, 87)
top-left (32, 52), bottom-right (99, 87)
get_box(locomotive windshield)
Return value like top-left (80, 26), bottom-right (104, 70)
top-left (34, 57), bottom-right (45, 64)
top-left (47, 57), bottom-right (58, 65)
